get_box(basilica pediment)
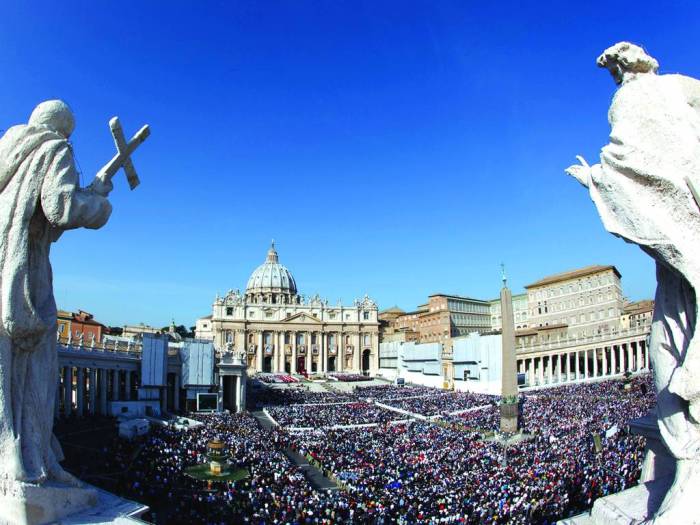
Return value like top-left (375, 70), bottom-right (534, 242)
top-left (282, 312), bottom-right (322, 324)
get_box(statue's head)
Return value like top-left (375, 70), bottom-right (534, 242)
top-left (28, 99), bottom-right (75, 138)
top-left (597, 42), bottom-right (659, 85)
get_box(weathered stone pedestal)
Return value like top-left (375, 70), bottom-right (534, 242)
top-left (0, 480), bottom-right (148, 525)
top-left (558, 412), bottom-right (677, 525)
top-left (0, 481), bottom-right (98, 525)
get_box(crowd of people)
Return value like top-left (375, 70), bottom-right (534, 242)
top-left (257, 374), bottom-right (300, 384)
top-left (267, 401), bottom-right (399, 428)
top-left (381, 391), bottom-right (497, 416)
top-left (355, 384), bottom-right (440, 400)
top-left (328, 373), bottom-right (372, 382)
top-left (293, 376), bottom-right (655, 523)
top-left (60, 376), bottom-right (656, 524)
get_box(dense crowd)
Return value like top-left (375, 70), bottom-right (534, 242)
top-left (248, 384), bottom-right (355, 408)
top-left (294, 376), bottom-right (655, 523)
top-left (268, 401), bottom-right (399, 428)
top-left (355, 384), bottom-right (441, 400)
top-left (329, 373), bottom-right (372, 382)
top-left (257, 374), bottom-right (300, 384)
top-left (382, 391), bottom-right (497, 416)
top-left (61, 376), bottom-right (655, 524)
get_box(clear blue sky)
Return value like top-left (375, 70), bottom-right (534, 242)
top-left (1, 1), bottom-right (698, 328)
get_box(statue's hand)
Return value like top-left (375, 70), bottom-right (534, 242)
top-left (565, 155), bottom-right (592, 188)
top-left (88, 174), bottom-right (113, 197)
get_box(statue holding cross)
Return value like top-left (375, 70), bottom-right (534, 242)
top-left (0, 99), bottom-right (150, 523)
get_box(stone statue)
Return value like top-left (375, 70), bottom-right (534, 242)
top-left (566, 42), bottom-right (700, 524)
top-left (0, 100), bottom-right (149, 523)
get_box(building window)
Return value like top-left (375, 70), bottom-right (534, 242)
top-left (363, 311), bottom-right (370, 320)
top-left (226, 307), bottom-right (233, 316)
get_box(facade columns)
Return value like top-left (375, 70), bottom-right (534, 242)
top-left (635, 341), bottom-right (642, 372)
top-left (611, 345), bottom-right (617, 375)
top-left (574, 351), bottom-right (579, 379)
top-left (89, 368), bottom-right (97, 415)
top-left (321, 333), bottom-right (327, 373)
top-left (291, 331), bottom-right (298, 374)
top-left (537, 357), bottom-right (544, 385)
top-left (257, 332), bottom-right (264, 371)
top-left (338, 331), bottom-right (344, 372)
top-left (583, 349), bottom-right (589, 379)
top-left (63, 366), bottom-right (72, 417)
top-left (547, 355), bottom-right (553, 384)
top-left (353, 332), bottom-right (361, 371)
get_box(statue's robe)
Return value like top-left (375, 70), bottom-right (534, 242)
top-left (0, 124), bottom-right (111, 482)
top-left (586, 73), bottom-right (700, 460)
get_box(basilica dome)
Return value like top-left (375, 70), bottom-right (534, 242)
top-left (245, 242), bottom-right (298, 300)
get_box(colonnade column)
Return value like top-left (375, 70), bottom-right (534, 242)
top-left (76, 368), bottom-right (85, 417)
top-left (602, 347), bottom-right (608, 377)
top-left (99, 369), bottom-right (108, 415)
top-left (125, 371), bottom-right (132, 401)
top-left (626, 343), bottom-right (634, 373)
top-left (89, 368), bottom-right (97, 415)
top-left (257, 332), bottom-right (264, 372)
top-left (63, 366), bottom-right (72, 417)
top-left (592, 349), bottom-right (598, 378)
top-left (644, 341), bottom-right (650, 370)
top-left (240, 374), bottom-right (246, 411)
top-left (112, 369), bottom-right (120, 401)
top-left (218, 374), bottom-right (224, 412)
top-left (291, 331), bottom-right (298, 374)
top-left (174, 373), bottom-right (180, 412)
top-left (558, 354), bottom-right (564, 383)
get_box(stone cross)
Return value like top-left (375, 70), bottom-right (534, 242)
top-left (93, 117), bottom-right (150, 195)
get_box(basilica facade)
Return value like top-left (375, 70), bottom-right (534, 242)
top-left (195, 243), bottom-right (380, 375)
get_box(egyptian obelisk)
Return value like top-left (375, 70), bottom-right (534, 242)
top-left (499, 266), bottom-right (519, 433)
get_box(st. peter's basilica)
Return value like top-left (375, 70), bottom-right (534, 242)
top-left (195, 242), bottom-right (380, 375)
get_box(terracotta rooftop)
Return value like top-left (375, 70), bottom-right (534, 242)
top-left (525, 265), bottom-right (620, 289)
